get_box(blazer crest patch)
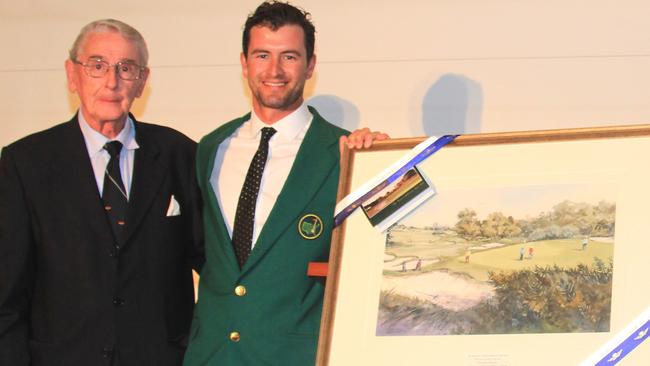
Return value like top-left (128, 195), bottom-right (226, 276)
top-left (298, 214), bottom-right (323, 240)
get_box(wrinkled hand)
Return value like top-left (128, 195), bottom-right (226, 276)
top-left (339, 127), bottom-right (390, 155)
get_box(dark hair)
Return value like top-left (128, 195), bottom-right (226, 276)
top-left (242, 1), bottom-right (316, 61)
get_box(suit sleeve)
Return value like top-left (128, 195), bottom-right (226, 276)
top-left (188, 153), bottom-right (205, 273)
top-left (0, 147), bottom-right (33, 365)
top-left (186, 141), bottom-right (205, 274)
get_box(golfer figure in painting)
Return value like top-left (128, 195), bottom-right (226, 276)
top-left (414, 258), bottom-right (422, 271)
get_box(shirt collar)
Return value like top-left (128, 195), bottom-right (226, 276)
top-left (78, 109), bottom-right (140, 157)
top-left (246, 102), bottom-right (312, 142)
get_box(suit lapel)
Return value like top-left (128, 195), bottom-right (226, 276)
top-left (122, 120), bottom-right (165, 248)
top-left (49, 117), bottom-right (116, 249)
top-left (242, 110), bottom-right (340, 273)
top-left (201, 116), bottom-right (248, 275)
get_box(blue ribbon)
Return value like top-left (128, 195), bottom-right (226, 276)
top-left (334, 134), bottom-right (458, 227)
top-left (594, 318), bottom-right (649, 365)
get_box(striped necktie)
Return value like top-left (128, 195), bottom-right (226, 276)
top-left (103, 140), bottom-right (128, 249)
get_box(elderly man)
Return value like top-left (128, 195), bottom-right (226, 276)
top-left (0, 19), bottom-right (203, 366)
top-left (183, 2), bottom-right (387, 365)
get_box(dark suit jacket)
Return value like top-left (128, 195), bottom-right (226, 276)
top-left (0, 115), bottom-right (204, 366)
top-left (183, 107), bottom-right (348, 366)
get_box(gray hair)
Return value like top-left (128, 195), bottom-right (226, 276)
top-left (69, 19), bottom-right (149, 66)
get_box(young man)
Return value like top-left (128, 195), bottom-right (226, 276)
top-left (0, 19), bottom-right (203, 366)
top-left (183, 2), bottom-right (387, 365)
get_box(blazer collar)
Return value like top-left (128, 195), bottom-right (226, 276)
top-left (241, 107), bottom-right (341, 274)
top-left (201, 108), bottom-right (342, 276)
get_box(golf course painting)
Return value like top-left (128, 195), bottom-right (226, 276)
top-left (376, 182), bottom-right (616, 336)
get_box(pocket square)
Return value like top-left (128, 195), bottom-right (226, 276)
top-left (166, 195), bottom-right (181, 216)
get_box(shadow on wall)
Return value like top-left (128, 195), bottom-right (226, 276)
top-left (421, 74), bottom-right (483, 136)
top-left (307, 95), bottom-right (360, 132)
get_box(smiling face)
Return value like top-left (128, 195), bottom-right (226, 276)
top-left (241, 24), bottom-right (316, 123)
top-left (65, 31), bottom-right (149, 132)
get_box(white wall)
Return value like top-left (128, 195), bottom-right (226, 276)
top-left (1, 0), bottom-right (649, 146)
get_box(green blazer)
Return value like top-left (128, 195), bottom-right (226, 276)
top-left (184, 107), bottom-right (348, 366)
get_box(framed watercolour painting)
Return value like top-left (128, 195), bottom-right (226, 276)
top-left (317, 125), bottom-right (650, 366)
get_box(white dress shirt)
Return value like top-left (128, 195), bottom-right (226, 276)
top-left (210, 103), bottom-right (313, 247)
top-left (78, 110), bottom-right (139, 199)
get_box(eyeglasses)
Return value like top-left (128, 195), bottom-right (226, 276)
top-left (73, 58), bottom-right (146, 81)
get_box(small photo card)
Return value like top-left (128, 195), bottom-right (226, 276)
top-left (360, 166), bottom-right (436, 232)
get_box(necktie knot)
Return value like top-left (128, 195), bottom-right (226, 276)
top-left (260, 127), bottom-right (276, 146)
top-left (104, 141), bottom-right (123, 159)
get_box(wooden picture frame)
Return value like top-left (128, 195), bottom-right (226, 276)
top-left (317, 125), bottom-right (650, 366)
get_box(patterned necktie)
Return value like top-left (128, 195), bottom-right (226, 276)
top-left (103, 141), bottom-right (128, 249)
top-left (232, 127), bottom-right (277, 268)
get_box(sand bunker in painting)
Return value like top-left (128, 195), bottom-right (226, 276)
top-left (377, 183), bottom-right (615, 336)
